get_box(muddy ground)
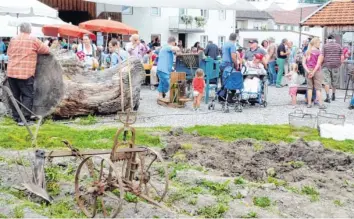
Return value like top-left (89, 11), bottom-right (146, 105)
top-left (0, 129), bottom-right (353, 218)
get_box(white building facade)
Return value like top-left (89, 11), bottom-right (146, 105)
top-left (97, 4), bottom-right (235, 49)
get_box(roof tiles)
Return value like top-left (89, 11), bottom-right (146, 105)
top-left (302, 0), bottom-right (354, 26)
top-left (269, 6), bottom-right (320, 25)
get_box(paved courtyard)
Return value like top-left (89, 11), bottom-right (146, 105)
top-left (132, 86), bottom-right (354, 127)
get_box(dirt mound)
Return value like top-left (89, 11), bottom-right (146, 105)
top-left (165, 136), bottom-right (354, 182)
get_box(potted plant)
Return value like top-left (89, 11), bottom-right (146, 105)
top-left (181, 15), bottom-right (193, 26)
top-left (195, 16), bottom-right (207, 28)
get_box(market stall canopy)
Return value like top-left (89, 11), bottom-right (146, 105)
top-left (0, 0), bottom-right (58, 17)
top-left (42, 24), bottom-right (96, 40)
top-left (9, 16), bottom-right (66, 27)
top-left (79, 19), bottom-right (138, 34)
top-left (85, 0), bottom-right (259, 11)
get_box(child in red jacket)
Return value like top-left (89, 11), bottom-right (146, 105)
top-left (193, 68), bottom-right (205, 111)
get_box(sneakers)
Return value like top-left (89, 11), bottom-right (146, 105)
top-left (324, 98), bottom-right (331, 103)
top-left (349, 106), bottom-right (354, 110)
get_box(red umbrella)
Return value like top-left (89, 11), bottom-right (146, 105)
top-left (79, 19), bottom-right (138, 35)
top-left (42, 24), bottom-right (96, 40)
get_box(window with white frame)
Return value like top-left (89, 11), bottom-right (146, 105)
top-left (219, 10), bottom-right (226, 20)
top-left (122, 6), bottom-right (133, 15)
top-left (201, 9), bottom-right (209, 19)
top-left (200, 35), bottom-right (208, 48)
top-left (276, 25), bottom-right (280, 30)
top-left (151, 7), bottom-right (160, 16)
top-left (218, 36), bottom-right (226, 47)
top-left (303, 26), bottom-right (310, 31)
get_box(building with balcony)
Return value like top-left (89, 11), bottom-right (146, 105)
top-left (96, 4), bottom-right (235, 49)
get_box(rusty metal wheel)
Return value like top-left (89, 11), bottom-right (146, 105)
top-left (137, 147), bottom-right (169, 203)
top-left (75, 156), bottom-right (124, 218)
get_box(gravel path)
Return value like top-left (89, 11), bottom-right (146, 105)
top-left (131, 86), bottom-right (354, 127)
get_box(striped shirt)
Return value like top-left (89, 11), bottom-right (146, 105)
top-left (321, 42), bottom-right (342, 69)
top-left (7, 33), bottom-right (50, 80)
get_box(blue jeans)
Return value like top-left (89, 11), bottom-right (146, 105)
top-left (157, 71), bottom-right (170, 93)
top-left (351, 97), bottom-right (354, 106)
top-left (268, 61), bottom-right (276, 85)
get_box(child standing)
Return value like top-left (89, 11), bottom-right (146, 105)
top-left (193, 69), bottom-right (206, 111)
top-left (286, 63), bottom-right (299, 106)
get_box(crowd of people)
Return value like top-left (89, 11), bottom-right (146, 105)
top-left (2, 21), bottom-right (354, 125)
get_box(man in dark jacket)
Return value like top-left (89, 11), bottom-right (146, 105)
top-left (204, 41), bottom-right (219, 59)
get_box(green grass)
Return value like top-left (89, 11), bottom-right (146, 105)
top-left (124, 192), bottom-right (138, 203)
top-left (253, 196), bottom-right (271, 208)
top-left (0, 117), bottom-right (162, 149)
top-left (267, 177), bottom-right (288, 187)
top-left (241, 212), bottom-right (258, 218)
top-left (186, 124), bottom-right (354, 153)
top-left (1, 119), bottom-right (353, 154)
top-left (333, 200), bottom-right (344, 207)
top-left (199, 180), bottom-right (230, 196)
top-left (13, 206), bottom-right (24, 218)
top-left (301, 185), bottom-right (320, 202)
top-left (75, 115), bottom-right (97, 125)
top-left (197, 203), bottom-right (229, 218)
top-left (234, 177), bottom-right (247, 185)
top-left (286, 161), bottom-right (305, 169)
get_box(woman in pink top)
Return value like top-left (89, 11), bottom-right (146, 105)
top-left (302, 37), bottom-right (326, 109)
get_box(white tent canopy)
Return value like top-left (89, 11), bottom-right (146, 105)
top-left (0, 15), bottom-right (46, 37)
top-left (86, 0), bottom-right (259, 11)
top-left (0, 0), bottom-right (58, 18)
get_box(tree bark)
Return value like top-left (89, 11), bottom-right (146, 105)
top-left (0, 51), bottom-right (145, 118)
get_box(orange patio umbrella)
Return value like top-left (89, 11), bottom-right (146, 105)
top-left (42, 24), bottom-right (96, 40)
top-left (78, 19), bottom-right (138, 35)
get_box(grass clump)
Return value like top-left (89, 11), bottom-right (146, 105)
top-left (333, 200), bottom-right (344, 207)
top-left (234, 177), bottom-right (247, 185)
top-left (253, 196), bottom-right (271, 208)
top-left (267, 177), bottom-right (288, 187)
top-left (241, 211), bottom-right (258, 218)
top-left (13, 206), bottom-right (24, 218)
top-left (197, 203), bottom-right (229, 218)
top-left (124, 192), bottom-right (138, 203)
top-left (199, 180), bottom-right (230, 195)
top-left (181, 143), bottom-right (193, 150)
top-left (286, 161), bottom-right (305, 169)
top-left (0, 213), bottom-right (7, 218)
top-left (286, 186), bottom-right (301, 194)
top-left (76, 115), bottom-right (97, 125)
top-left (188, 197), bottom-right (198, 205)
top-left (166, 183), bottom-right (204, 205)
top-left (301, 185), bottom-right (320, 202)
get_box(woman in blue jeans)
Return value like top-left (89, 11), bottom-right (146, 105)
top-left (268, 60), bottom-right (277, 85)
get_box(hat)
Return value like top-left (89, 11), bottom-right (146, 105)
top-left (249, 39), bottom-right (258, 44)
top-left (254, 53), bottom-right (264, 60)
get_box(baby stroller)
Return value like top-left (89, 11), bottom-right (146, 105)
top-left (208, 66), bottom-right (244, 113)
top-left (240, 65), bottom-right (268, 108)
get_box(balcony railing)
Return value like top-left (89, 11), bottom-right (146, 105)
top-left (169, 16), bottom-right (205, 33)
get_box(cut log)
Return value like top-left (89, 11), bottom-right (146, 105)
top-left (0, 51), bottom-right (145, 118)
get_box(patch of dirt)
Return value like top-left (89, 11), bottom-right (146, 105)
top-left (163, 134), bottom-right (354, 217)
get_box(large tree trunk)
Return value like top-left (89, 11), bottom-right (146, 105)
top-left (1, 51), bottom-right (145, 118)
